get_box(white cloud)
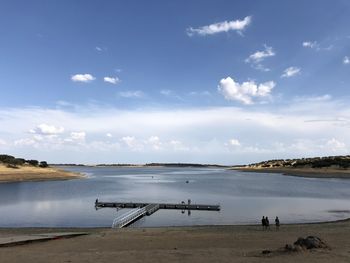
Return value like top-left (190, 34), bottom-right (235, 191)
top-left (326, 138), bottom-right (346, 151)
top-left (245, 45), bottom-right (275, 64)
top-left (146, 136), bottom-right (162, 150)
top-left (118, 91), bottom-right (144, 98)
top-left (65, 132), bottom-right (86, 143)
top-left (302, 41), bottom-right (318, 48)
top-left (120, 136), bottom-right (136, 147)
top-left (120, 136), bottom-right (144, 151)
top-left (343, 56), bottom-right (350, 65)
top-left (104, 76), bottom-right (120, 84)
top-left (302, 41), bottom-right (332, 51)
top-left (187, 16), bottom-right (251, 36)
top-left (218, 77), bottom-right (275, 104)
top-left (281, 67), bottom-right (301, 78)
top-left (245, 45), bottom-right (275, 71)
top-left (106, 133), bottom-right (113, 138)
top-left (228, 139), bottom-right (241, 146)
top-left (29, 124), bottom-right (64, 135)
top-left (71, 74), bottom-right (96, 83)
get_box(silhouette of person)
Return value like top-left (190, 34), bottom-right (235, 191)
top-left (275, 216), bottom-right (280, 230)
top-left (265, 216), bottom-right (270, 230)
top-left (261, 216), bottom-right (266, 230)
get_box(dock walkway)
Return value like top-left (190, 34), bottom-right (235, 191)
top-left (96, 200), bottom-right (220, 228)
top-left (111, 203), bottom-right (161, 228)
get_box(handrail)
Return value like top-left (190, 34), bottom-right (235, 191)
top-left (112, 207), bottom-right (147, 228)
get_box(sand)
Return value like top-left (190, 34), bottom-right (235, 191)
top-left (0, 219), bottom-right (350, 262)
top-left (0, 164), bottom-right (83, 183)
top-left (233, 167), bottom-right (350, 179)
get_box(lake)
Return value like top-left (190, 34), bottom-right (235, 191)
top-left (0, 166), bottom-right (350, 227)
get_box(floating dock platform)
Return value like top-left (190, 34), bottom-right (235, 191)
top-left (95, 200), bottom-right (220, 228)
top-left (95, 201), bottom-right (220, 211)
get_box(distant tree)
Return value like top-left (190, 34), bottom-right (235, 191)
top-left (0, 154), bottom-right (15, 164)
top-left (13, 158), bottom-right (26, 165)
top-left (39, 161), bottom-right (49, 168)
top-left (26, 159), bottom-right (39, 166)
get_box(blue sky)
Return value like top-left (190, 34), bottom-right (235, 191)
top-left (0, 0), bottom-right (350, 164)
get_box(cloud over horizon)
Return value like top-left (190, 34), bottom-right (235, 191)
top-left (0, 98), bottom-right (349, 164)
top-left (29, 124), bottom-right (64, 135)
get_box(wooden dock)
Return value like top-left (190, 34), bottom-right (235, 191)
top-left (95, 200), bottom-right (220, 228)
top-left (95, 201), bottom-right (220, 211)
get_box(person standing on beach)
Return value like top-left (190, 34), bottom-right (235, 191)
top-left (265, 217), bottom-right (270, 230)
top-left (275, 216), bottom-right (280, 231)
top-left (261, 216), bottom-right (266, 230)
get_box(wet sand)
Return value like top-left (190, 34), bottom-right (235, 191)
top-left (1, 219), bottom-right (350, 262)
top-left (0, 165), bottom-right (83, 183)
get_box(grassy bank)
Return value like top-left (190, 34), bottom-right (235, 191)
top-left (233, 166), bottom-right (350, 179)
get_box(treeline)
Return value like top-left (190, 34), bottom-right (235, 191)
top-left (145, 163), bottom-right (228, 168)
top-left (0, 154), bottom-right (48, 168)
top-left (51, 163), bottom-right (86, 167)
top-left (248, 155), bottom-right (350, 169)
top-left (53, 163), bottom-right (228, 168)
top-left (96, 164), bottom-right (139, 167)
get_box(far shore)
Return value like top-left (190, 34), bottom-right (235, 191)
top-left (1, 218), bottom-right (350, 262)
top-left (232, 166), bottom-right (350, 179)
top-left (0, 165), bottom-right (84, 183)
top-left (2, 164), bottom-right (350, 183)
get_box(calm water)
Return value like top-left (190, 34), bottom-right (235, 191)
top-left (0, 166), bottom-right (350, 227)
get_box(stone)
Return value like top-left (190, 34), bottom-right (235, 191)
top-left (294, 236), bottom-right (328, 249)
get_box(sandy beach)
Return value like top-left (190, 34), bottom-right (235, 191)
top-left (233, 167), bottom-right (350, 179)
top-left (0, 165), bottom-right (83, 183)
top-left (1, 219), bottom-right (350, 263)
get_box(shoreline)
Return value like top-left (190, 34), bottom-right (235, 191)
top-left (232, 167), bottom-right (350, 179)
top-left (0, 217), bottom-right (350, 233)
top-left (1, 215), bottom-right (349, 231)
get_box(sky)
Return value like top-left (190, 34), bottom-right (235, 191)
top-left (0, 0), bottom-right (350, 164)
